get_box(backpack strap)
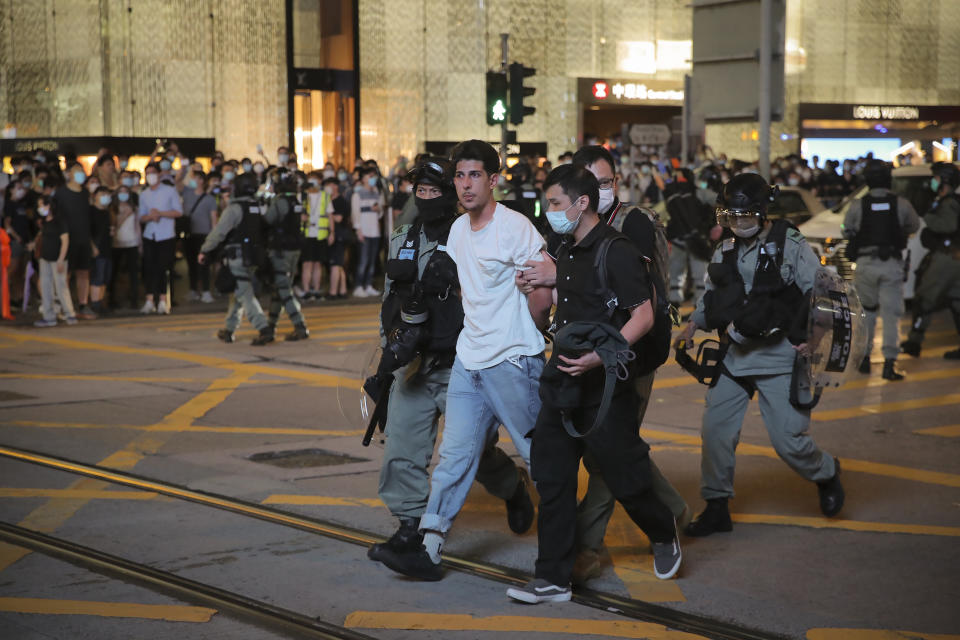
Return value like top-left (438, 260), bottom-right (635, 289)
top-left (593, 234), bottom-right (628, 322)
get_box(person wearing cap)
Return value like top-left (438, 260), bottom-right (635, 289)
top-left (675, 173), bottom-right (844, 538)
top-left (367, 156), bottom-right (535, 568)
top-left (843, 159), bottom-right (919, 379)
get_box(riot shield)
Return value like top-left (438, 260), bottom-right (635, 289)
top-left (336, 340), bottom-right (383, 438)
top-left (803, 269), bottom-right (869, 390)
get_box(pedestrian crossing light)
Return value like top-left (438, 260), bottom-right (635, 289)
top-left (508, 62), bottom-right (536, 125)
top-left (486, 71), bottom-right (508, 126)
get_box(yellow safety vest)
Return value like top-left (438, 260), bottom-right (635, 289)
top-left (303, 191), bottom-right (331, 241)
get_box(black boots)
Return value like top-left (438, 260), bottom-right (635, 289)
top-left (285, 324), bottom-right (310, 341)
top-left (944, 348), bottom-right (960, 360)
top-left (251, 327), bottom-right (275, 346)
top-left (858, 355), bottom-right (871, 374)
top-left (882, 359), bottom-right (904, 381)
top-left (217, 329), bottom-right (235, 343)
top-left (505, 471), bottom-right (535, 534)
top-left (817, 457), bottom-right (845, 518)
top-left (900, 340), bottom-right (921, 357)
top-left (684, 498), bottom-right (732, 537)
top-left (368, 518), bottom-right (422, 561)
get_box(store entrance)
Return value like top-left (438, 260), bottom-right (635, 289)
top-left (293, 89), bottom-right (356, 172)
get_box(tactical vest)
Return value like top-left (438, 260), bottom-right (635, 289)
top-left (272, 195), bottom-right (303, 250)
top-left (849, 193), bottom-right (903, 260)
top-left (382, 222), bottom-right (463, 355)
top-left (302, 191), bottom-right (331, 240)
top-left (703, 220), bottom-right (807, 344)
top-left (920, 194), bottom-right (960, 251)
top-left (226, 199), bottom-right (265, 267)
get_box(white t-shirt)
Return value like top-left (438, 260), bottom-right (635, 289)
top-left (446, 203), bottom-right (546, 369)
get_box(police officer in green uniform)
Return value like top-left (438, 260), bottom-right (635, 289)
top-left (902, 162), bottom-right (960, 360)
top-left (264, 168), bottom-right (310, 341)
top-left (843, 159), bottom-right (919, 379)
top-left (367, 157), bottom-right (534, 562)
top-left (198, 172), bottom-right (273, 346)
top-left (675, 173), bottom-right (845, 536)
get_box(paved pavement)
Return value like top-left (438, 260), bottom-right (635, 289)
top-left (0, 299), bottom-right (958, 639)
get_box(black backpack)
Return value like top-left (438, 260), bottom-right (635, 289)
top-left (595, 234), bottom-right (674, 378)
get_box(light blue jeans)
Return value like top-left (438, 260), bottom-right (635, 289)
top-left (420, 353), bottom-right (544, 534)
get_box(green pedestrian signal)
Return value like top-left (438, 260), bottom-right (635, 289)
top-left (486, 71), bottom-right (508, 126)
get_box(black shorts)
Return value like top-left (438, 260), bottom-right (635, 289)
top-left (302, 237), bottom-right (329, 263)
top-left (68, 240), bottom-right (93, 271)
top-left (328, 240), bottom-right (345, 266)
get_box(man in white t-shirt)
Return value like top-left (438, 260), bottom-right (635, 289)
top-left (378, 140), bottom-right (554, 581)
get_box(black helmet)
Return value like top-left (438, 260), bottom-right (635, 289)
top-left (406, 156), bottom-right (453, 193)
top-left (863, 159), bottom-right (892, 189)
top-left (270, 167), bottom-right (298, 194)
top-left (233, 171), bottom-right (259, 198)
top-left (931, 162), bottom-right (960, 189)
top-left (715, 172), bottom-right (777, 227)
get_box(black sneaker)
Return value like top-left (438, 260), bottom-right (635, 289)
top-left (368, 519), bottom-right (422, 562)
top-left (251, 328), bottom-right (275, 346)
top-left (506, 578), bottom-right (571, 604)
top-left (377, 545), bottom-right (443, 581)
top-left (652, 526), bottom-right (682, 580)
top-left (505, 470), bottom-right (535, 534)
top-left (217, 329), bottom-right (235, 343)
top-left (882, 359), bottom-right (904, 381)
top-left (944, 348), bottom-right (960, 360)
top-left (285, 324), bottom-right (310, 341)
top-left (684, 498), bottom-right (732, 537)
top-left (858, 355), bottom-right (871, 374)
top-left (817, 457), bottom-right (845, 517)
top-left (900, 340), bottom-right (921, 357)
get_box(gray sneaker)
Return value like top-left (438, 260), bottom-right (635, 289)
top-left (652, 529), bottom-right (682, 580)
top-left (64, 317), bottom-right (79, 326)
top-left (33, 318), bottom-right (57, 328)
top-left (506, 578), bottom-right (572, 604)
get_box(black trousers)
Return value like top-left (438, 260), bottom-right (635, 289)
top-left (110, 246), bottom-right (140, 308)
top-left (184, 234), bottom-right (210, 291)
top-left (142, 238), bottom-right (176, 299)
top-left (531, 390), bottom-right (675, 587)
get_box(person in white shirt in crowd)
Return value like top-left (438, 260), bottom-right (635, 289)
top-left (138, 163), bottom-right (182, 314)
top-left (352, 166), bottom-right (384, 297)
top-left (110, 186), bottom-right (141, 310)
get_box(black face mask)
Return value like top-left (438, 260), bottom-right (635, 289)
top-left (415, 194), bottom-right (454, 223)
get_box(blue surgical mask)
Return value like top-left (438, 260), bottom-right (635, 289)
top-left (98, 194), bottom-right (112, 206)
top-left (117, 191), bottom-right (130, 202)
top-left (119, 160), bottom-right (128, 169)
top-left (121, 177), bottom-right (135, 187)
top-left (187, 179), bottom-right (198, 189)
top-left (223, 171), bottom-right (235, 181)
top-left (931, 177), bottom-right (940, 193)
top-left (73, 171), bottom-right (86, 184)
top-left (160, 159), bottom-right (172, 171)
top-left (242, 162), bottom-right (252, 172)
top-left (278, 153), bottom-right (289, 164)
top-left (546, 200), bottom-right (583, 235)
top-left (338, 171), bottom-right (348, 181)
top-left (367, 176), bottom-right (378, 187)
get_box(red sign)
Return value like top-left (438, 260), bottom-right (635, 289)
top-left (592, 82), bottom-right (608, 99)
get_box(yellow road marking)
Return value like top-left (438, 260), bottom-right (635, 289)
top-left (652, 375), bottom-right (697, 390)
top-left (0, 597), bottom-right (216, 622)
top-left (642, 428), bottom-right (960, 488)
top-left (263, 495), bottom-right (384, 508)
top-left (0, 373), bottom-right (291, 385)
top-left (812, 393), bottom-right (960, 421)
top-left (839, 367), bottom-right (960, 389)
top-left (807, 629), bottom-right (960, 640)
top-left (731, 513), bottom-right (960, 537)
top-left (0, 489), bottom-right (157, 500)
top-left (155, 320), bottom-right (379, 333)
top-left (0, 330), bottom-right (357, 387)
top-left (0, 371), bottom-right (252, 573)
top-left (4, 420), bottom-right (362, 437)
top-left (914, 424), bottom-right (960, 438)
top-left (326, 339), bottom-right (381, 347)
top-left (344, 611), bottom-right (707, 639)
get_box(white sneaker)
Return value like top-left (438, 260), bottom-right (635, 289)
top-left (352, 286), bottom-right (368, 298)
top-left (157, 300), bottom-right (169, 315)
top-left (200, 291), bottom-right (214, 304)
top-left (365, 285), bottom-right (380, 296)
top-left (140, 300), bottom-right (156, 314)
top-left (293, 285), bottom-right (306, 298)
top-left (506, 578), bottom-right (572, 604)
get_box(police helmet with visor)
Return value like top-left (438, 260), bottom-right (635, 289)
top-left (715, 173), bottom-right (778, 229)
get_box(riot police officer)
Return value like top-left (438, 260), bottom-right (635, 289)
top-left (674, 173), bottom-right (844, 536)
top-left (665, 176), bottom-right (714, 306)
top-left (367, 157), bottom-right (534, 564)
top-left (198, 172), bottom-right (273, 346)
top-left (902, 162), bottom-right (960, 359)
top-left (263, 168), bottom-right (310, 341)
top-left (843, 159), bottom-right (919, 379)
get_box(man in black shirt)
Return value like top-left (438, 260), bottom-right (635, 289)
top-left (34, 196), bottom-right (77, 327)
top-left (53, 162), bottom-right (94, 318)
top-left (507, 164), bottom-right (680, 604)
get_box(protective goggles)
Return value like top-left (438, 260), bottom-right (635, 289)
top-left (407, 160), bottom-right (449, 187)
top-left (715, 207), bottom-right (762, 228)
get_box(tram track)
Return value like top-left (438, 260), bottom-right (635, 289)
top-left (0, 444), bottom-right (786, 640)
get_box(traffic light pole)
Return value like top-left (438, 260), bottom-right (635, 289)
top-left (499, 33), bottom-right (509, 172)
top-left (758, 0), bottom-right (772, 181)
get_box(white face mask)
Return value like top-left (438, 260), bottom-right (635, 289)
top-left (597, 187), bottom-right (614, 213)
top-left (146, 173), bottom-right (159, 186)
top-left (731, 216), bottom-right (761, 238)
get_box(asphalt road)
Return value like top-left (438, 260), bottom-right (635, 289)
top-left (0, 299), bottom-right (957, 639)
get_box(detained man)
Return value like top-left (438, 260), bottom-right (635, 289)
top-left (377, 140), bottom-right (553, 581)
